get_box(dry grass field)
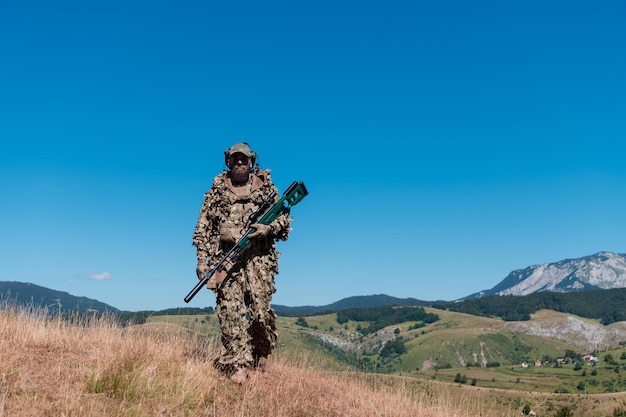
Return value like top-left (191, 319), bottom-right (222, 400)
top-left (2, 305), bottom-right (626, 417)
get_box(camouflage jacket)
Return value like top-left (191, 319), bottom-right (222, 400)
top-left (192, 168), bottom-right (291, 269)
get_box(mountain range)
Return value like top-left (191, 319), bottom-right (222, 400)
top-left (464, 251), bottom-right (626, 299)
top-left (2, 251), bottom-right (626, 313)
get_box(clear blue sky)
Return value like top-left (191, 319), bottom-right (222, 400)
top-left (1, 0), bottom-right (625, 311)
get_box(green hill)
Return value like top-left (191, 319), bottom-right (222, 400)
top-left (145, 305), bottom-right (626, 394)
top-left (273, 294), bottom-right (429, 316)
top-left (0, 281), bottom-right (119, 314)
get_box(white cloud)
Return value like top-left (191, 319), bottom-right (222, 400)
top-left (89, 272), bottom-right (112, 281)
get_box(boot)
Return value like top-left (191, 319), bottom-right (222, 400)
top-left (230, 367), bottom-right (248, 384)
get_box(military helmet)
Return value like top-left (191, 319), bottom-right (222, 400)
top-left (224, 142), bottom-right (256, 166)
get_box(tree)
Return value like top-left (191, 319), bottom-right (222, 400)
top-left (453, 373), bottom-right (467, 384)
top-left (295, 317), bottom-right (309, 328)
top-left (379, 338), bottom-right (406, 357)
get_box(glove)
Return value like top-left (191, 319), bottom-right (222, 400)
top-left (196, 252), bottom-right (210, 280)
top-left (248, 223), bottom-right (273, 239)
top-left (196, 261), bottom-right (210, 280)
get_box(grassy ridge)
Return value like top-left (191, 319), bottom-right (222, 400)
top-left (1, 305), bottom-right (525, 417)
top-left (5, 304), bottom-right (626, 416)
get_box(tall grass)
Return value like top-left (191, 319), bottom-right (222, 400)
top-left (1, 304), bottom-right (509, 416)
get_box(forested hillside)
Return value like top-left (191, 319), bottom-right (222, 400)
top-left (278, 288), bottom-right (626, 326)
top-left (0, 281), bottom-right (119, 314)
top-left (273, 294), bottom-right (428, 316)
top-left (336, 305), bottom-right (439, 335)
top-left (436, 288), bottom-right (626, 324)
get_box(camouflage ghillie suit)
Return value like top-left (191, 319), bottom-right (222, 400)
top-left (192, 168), bottom-right (291, 375)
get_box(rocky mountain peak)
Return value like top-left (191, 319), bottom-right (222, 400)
top-left (467, 251), bottom-right (626, 299)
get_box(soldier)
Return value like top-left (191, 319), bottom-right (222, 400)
top-left (192, 142), bottom-right (291, 383)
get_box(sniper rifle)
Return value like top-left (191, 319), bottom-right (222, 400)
top-left (184, 180), bottom-right (308, 303)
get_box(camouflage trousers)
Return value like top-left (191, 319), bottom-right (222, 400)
top-left (212, 253), bottom-right (277, 375)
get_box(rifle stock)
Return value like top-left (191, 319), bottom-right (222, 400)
top-left (184, 181), bottom-right (308, 303)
